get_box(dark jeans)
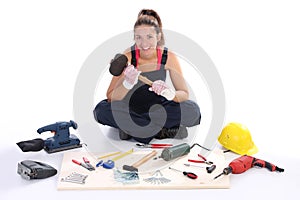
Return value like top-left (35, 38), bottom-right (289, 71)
top-left (93, 99), bottom-right (201, 143)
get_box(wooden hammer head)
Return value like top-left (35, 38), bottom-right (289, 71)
top-left (109, 53), bottom-right (128, 76)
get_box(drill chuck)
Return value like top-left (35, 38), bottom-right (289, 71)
top-left (223, 167), bottom-right (232, 175)
top-left (160, 143), bottom-right (191, 161)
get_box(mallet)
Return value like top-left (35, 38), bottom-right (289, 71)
top-left (109, 53), bottom-right (153, 86)
top-left (122, 150), bottom-right (157, 172)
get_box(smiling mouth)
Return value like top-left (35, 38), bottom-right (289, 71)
top-left (142, 47), bottom-right (151, 51)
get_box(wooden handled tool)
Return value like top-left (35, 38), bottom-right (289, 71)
top-left (137, 75), bottom-right (153, 86)
top-left (109, 53), bottom-right (153, 86)
top-left (122, 150), bottom-right (157, 172)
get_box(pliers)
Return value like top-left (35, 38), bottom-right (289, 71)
top-left (188, 154), bottom-right (213, 165)
top-left (136, 143), bottom-right (173, 149)
top-left (72, 157), bottom-right (95, 171)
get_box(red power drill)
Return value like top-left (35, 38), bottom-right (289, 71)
top-left (214, 155), bottom-right (284, 179)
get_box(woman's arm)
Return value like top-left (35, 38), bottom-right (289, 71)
top-left (165, 51), bottom-right (189, 102)
top-left (106, 75), bottom-right (128, 101)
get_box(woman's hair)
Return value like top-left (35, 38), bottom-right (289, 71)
top-left (134, 9), bottom-right (165, 46)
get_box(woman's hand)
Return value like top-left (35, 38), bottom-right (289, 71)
top-left (123, 65), bottom-right (141, 89)
top-left (149, 80), bottom-right (175, 100)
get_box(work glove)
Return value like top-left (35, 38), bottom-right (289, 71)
top-left (149, 80), bottom-right (175, 100)
top-left (123, 65), bottom-right (141, 90)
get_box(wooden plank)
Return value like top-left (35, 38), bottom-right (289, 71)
top-left (57, 148), bottom-right (230, 190)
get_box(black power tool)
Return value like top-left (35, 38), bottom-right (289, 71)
top-left (17, 160), bottom-right (57, 180)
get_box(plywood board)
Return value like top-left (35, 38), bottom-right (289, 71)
top-left (57, 147), bottom-right (230, 190)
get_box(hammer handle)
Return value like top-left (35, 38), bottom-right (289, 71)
top-left (132, 150), bottom-right (157, 168)
top-left (138, 75), bottom-right (153, 86)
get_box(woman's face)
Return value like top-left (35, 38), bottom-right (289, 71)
top-left (134, 25), bottom-right (161, 58)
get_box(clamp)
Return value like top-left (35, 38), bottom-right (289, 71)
top-left (188, 154), bottom-right (213, 165)
top-left (72, 157), bottom-right (95, 171)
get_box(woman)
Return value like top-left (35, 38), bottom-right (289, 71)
top-left (94, 9), bottom-right (201, 144)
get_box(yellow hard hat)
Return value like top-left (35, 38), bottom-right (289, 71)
top-left (218, 122), bottom-right (258, 155)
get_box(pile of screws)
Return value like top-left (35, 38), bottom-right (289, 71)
top-left (61, 172), bottom-right (88, 184)
top-left (113, 169), bottom-right (139, 185)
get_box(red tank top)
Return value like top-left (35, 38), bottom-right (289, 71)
top-left (133, 45), bottom-right (163, 70)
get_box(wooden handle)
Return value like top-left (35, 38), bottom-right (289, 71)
top-left (138, 75), bottom-right (153, 86)
top-left (132, 150), bottom-right (157, 168)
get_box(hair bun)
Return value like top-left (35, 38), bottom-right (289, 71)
top-left (138, 9), bottom-right (156, 17)
top-left (137, 9), bottom-right (162, 27)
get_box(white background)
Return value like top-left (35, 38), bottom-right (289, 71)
top-left (1, 0), bottom-right (299, 199)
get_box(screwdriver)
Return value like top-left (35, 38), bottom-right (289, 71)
top-left (169, 167), bottom-right (198, 179)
